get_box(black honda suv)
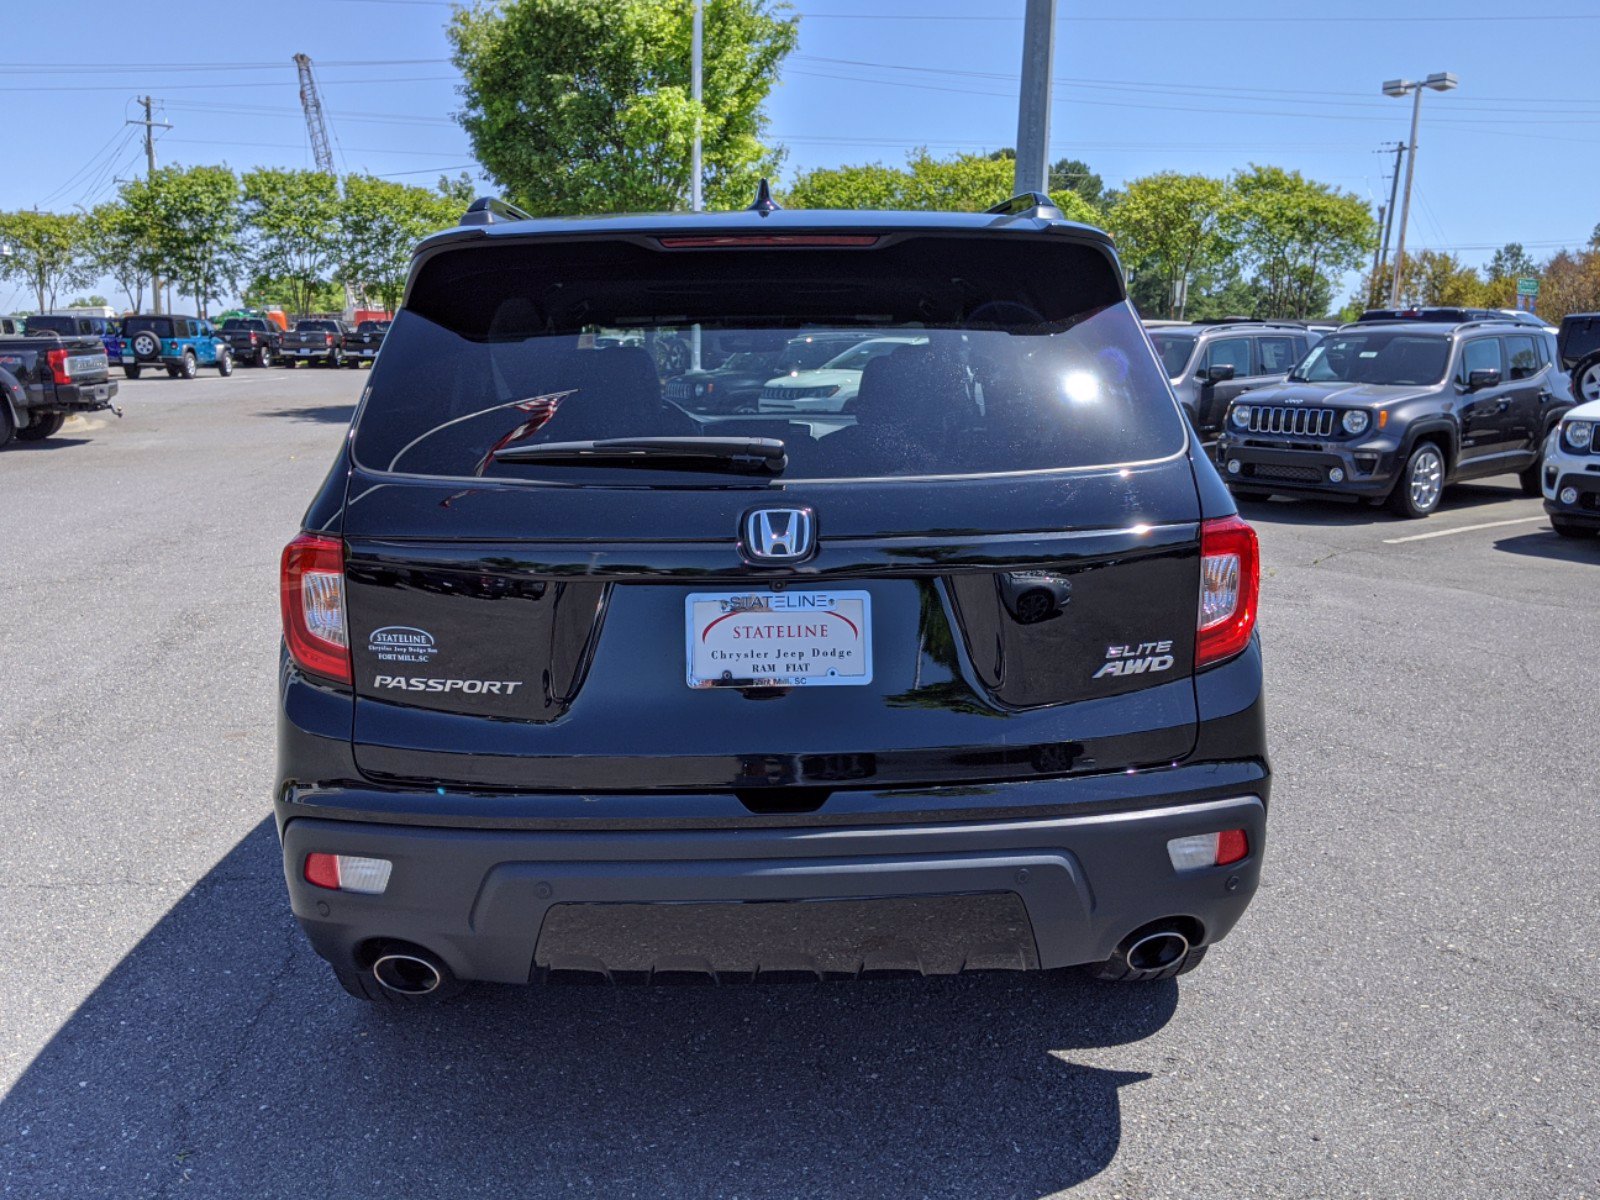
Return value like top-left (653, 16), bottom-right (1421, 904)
top-left (1214, 317), bottom-right (1573, 517)
top-left (276, 190), bottom-right (1269, 1002)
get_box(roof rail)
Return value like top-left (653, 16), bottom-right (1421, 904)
top-left (460, 196), bottom-right (534, 227)
top-left (986, 191), bottom-right (1064, 220)
top-left (1190, 317), bottom-right (1306, 330)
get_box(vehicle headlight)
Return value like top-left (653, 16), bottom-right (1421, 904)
top-left (1231, 405), bottom-right (1251, 429)
top-left (1342, 410), bottom-right (1370, 435)
top-left (1566, 421), bottom-right (1594, 451)
top-left (693, 383), bottom-right (706, 397)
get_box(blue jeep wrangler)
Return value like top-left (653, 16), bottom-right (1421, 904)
top-left (120, 315), bottom-right (235, 380)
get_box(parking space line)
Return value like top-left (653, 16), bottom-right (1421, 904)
top-left (1382, 516), bottom-right (1547, 545)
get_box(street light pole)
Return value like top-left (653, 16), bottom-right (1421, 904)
top-left (1384, 72), bottom-right (1456, 308)
top-left (1013, 0), bottom-right (1056, 195)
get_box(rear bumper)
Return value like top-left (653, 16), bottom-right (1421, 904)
top-left (28, 379), bottom-right (117, 414)
top-left (280, 791), bottom-right (1266, 983)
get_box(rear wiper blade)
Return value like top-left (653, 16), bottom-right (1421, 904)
top-left (492, 436), bottom-right (786, 475)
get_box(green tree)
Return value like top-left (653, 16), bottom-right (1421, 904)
top-left (242, 169), bottom-right (341, 318)
top-left (0, 210), bottom-right (91, 313)
top-left (337, 175), bottom-right (459, 313)
top-left (985, 150), bottom-right (1106, 209)
top-left (450, 0), bottom-right (797, 216)
top-left (1486, 242), bottom-right (1535, 281)
top-left (1104, 173), bottom-right (1233, 319)
top-left (1399, 250), bottom-right (1486, 308)
top-left (68, 295), bottom-right (111, 308)
top-left (1050, 157), bottom-right (1105, 209)
top-left (84, 200), bottom-right (149, 313)
top-left (241, 274), bottom-right (345, 316)
top-left (1538, 246), bottom-right (1600, 319)
top-left (1229, 165), bottom-right (1376, 318)
top-left (785, 150), bottom-right (1099, 221)
top-left (152, 165), bottom-right (243, 317)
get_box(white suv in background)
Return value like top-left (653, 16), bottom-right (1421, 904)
top-left (1542, 398), bottom-right (1600, 539)
top-left (758, 335), bottom-right (928, 414)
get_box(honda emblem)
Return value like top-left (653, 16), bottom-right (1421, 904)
top-left (742, 507), bottom-right (815, 563)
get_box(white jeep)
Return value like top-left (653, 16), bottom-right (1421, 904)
top-left (1541, 398), bottom-right (1600, 538)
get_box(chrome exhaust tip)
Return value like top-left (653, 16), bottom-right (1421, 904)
top-left (1123, 930), bottom-right (1190, 973)
top-left (371, 950), bottom-right (445, 995)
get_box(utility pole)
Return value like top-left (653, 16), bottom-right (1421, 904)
top-left (1013, 0), bottom-right (1057, 195)
top-left (126, 96), bottom-right (170, 314)
top-left (1383, 72), bottom-right (1457, 308)
top-left (1372, 141), bottom-right (1405, 306)
top-left (689, 0), bottom-right (704, 371)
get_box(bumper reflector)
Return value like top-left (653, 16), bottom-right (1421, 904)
top-left (304, 853), bottom-right (392, 895)
top-left (1167, 829), bottom-right (1250, 871)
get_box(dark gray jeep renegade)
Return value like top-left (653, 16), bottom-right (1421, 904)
top-left (276, 190), bottom-right (1269, 1002)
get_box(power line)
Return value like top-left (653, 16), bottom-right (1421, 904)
top-left (163, 137), bottom-right (469, 157)
top-left (36, 125), bottom-right (135, 208)
top-left (794, 8), bottom-right (1600, 21)
top-left (0, 74), bottom-right (458, 93)
top-left (4, 57), bottom-right (452, 74)
top-left (791, 55), bottom-right (1600, 114)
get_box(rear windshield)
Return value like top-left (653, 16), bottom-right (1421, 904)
top-left (223, 319), bottom-right (267, 331)
top-left (297, 320), bottom-right (338, 332)
top-left (352, 235), bottom-right (1184, 483)
top-left (123, 317), bottom-right (173, 337)
top-left (1289, 332), bottom-right (1450, 386)
top-left (26, 316), bottom-right (82, 335)
top-left (357, 320), bottom-right (390, 333)
top-left (1149, 333), bottom-right (1197, 378)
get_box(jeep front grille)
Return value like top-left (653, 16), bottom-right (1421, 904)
top-left (1245, 406), bottom-right (1336, 437)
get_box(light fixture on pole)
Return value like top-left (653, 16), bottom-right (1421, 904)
top-left (1382, 71), bottom-right (1457, 308)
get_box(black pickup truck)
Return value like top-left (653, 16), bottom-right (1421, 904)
top-left (0, 333), bottom-right (119, 447)
top-left (221, 317), bottom-right (284, 367)
top-left (345, 319), bottom-right (390, 367)
top-left (281, 319), bottom-right (349, 368)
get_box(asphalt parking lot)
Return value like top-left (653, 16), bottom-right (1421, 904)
top-left (2, 368), bottom-right (1597, 1200)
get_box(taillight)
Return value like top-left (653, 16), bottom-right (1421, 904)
top-left (1167, 829), bottom-right (1250, 870)
top-left (1195, 514), bottom-right (1259, 669)
top-left (46, 347), bottom-right (71, 384)
top-left (304, 852), bottom-right (391, 894)
top-left (249, 333), bottom-right (258, 344)
top-left (324, 334), bottom-right (334, 345)
top-left (280, 533), bottom-right (350, 683)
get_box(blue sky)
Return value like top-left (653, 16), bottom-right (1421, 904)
top-left (6, 0), bottom-right (1599, 310)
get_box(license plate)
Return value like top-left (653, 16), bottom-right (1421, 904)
top-left (686, 590), bottom-right (872, 688)
top-left (298, 348), bottom-right (314, 355)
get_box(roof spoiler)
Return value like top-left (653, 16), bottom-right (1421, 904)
top-left (986, 191), bottom-right (1064, 220)
top-left (460, 196), bottom-right (534, 227)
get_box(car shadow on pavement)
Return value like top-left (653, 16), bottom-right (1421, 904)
top-left (5, 438), bottom-right (94, 452)
top-left (254, 403), bottom-right (358, 425)
top-left (1236, 480), bottom-right (1523, 528)
top-left (1493, 528), bottom-right (1600, 563)
top-left (0, 818), bottom-right (1175, 1199)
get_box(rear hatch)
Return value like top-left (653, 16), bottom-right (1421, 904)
top-left (337, 226), bottom-right (1206, 799)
